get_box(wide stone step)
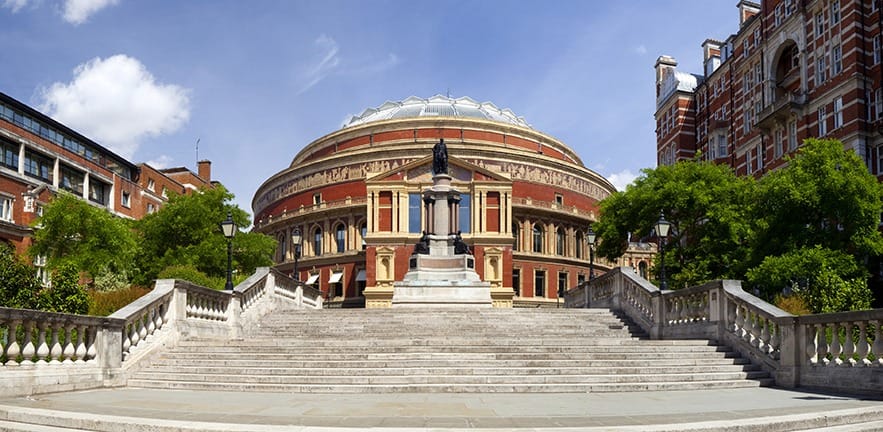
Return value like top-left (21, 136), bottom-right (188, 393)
top-left (134, 363), bottom-right (759, 377)
top-left (125, 379), bottom-right (772, 393)
top-left (175, 339), bottom-right (720, 349)
top-left (145, 357), bottom-right (750, 368)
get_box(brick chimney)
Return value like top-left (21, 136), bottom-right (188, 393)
top-left (197, 160), bottom-right (212, 182)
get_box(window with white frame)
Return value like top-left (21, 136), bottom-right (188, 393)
top-left (816, 56), bottom-right (827, 85)
top-left (831, 0), bottom-right (841, 25)
top-left (832, 45), bottom-right (842, 75)
top-left (816, 12), bottom-right (825, 37)
top-left (743, 73), bottom-right (750, 94)
top-left (875, 35), bottom-right (881, 65)
top-left (746, 149), bottom-right (754, 174)
top-left (834, 97), bottom-right (844, 129)
top-left (717, 134), bottom-right (727, 158)
top-left (0, 195), bottom-right (12, 222)
top-left (878, 146), bottom-right (883, 175)
top-left (754, 28), bottom-right (761, 46)
top-left (873, 0), bottom-right (879, 14)
top-left (34, 255), bottom-right (49, 286)
top-left (877, 88), bottom-right (883, 119)
top-left (819, 105), bottom-right (828, 135)
top-left (775, 128), bottom-right (784, 158)
top-left (788, 120), bottom-right (798, 151)
top-left (775, 4), bottom-right (784, 26)
top-left (755, 63), bottom-right (762, 86)
top-left (743, 38), bottom-right (750, 56)
top-left (121, 191), bottom-right (131, 208)
top-left (757, 143), bottom-right (765, 172)
top-left (744, 109), bottom-right (752, 134)
top-left (785, 0), bottom-right (795, 15)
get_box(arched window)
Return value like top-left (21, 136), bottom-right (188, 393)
top-left (575, 231), bottom-right (583, 259)
top-left (556, 227), bottom-right (566, 256)
top-left (513, 222), bottom-right (521, 251)
top-left (313, 228), bottom-right (323, 256)
top-left (532, 224), bottom-right (544, 253)
top-left (335, 224), bottom-right (346, 253)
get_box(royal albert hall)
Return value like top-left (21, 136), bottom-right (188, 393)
top-left (252, 95), bottom-right (643, 308)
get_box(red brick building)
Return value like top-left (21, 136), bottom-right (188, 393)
top-left (253, 95), bottom-right (653, 308)
top-left (0, 91), bottom-right (213, 257)
top-left (656, 0), bottom-right (883, 177)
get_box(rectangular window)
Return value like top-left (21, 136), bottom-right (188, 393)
top-left (755, 63), bottom-right (762, 86)
top-left (834, 97), bottom-right (844, 129)
top-left (121, 191), bottom-right (131, 208)
top-left (877, 88), bottom-right (883, 119)
top-left (873, 0), bottom-right (879, 13)
top-left (408, 192), bottom-right (421, 234)
top-left (775, 128), bottom-right (784, 158)
top-left (788, 120), bottom-right (798, 151)
top-left (512, 268), bottom-right (521, 297)
top-left (743, 38), bottom-right (750, 56)
top-left (534, 269), bottom-right (546, 298)
top-left (744, 110), bottom-right (752, 134)
top-left (0, 196), bottom-right (12, 222)
top-left (1, 140), bottom-right (18, 170)
top-left (746, 149), bottom-right (754, 174)
top-left (785, 0), bottom-right (795, 15)
top-left (60, 165), bottom-right (84, 196)
top-left (817, 56), bottom-right (827, 85)
top-left (743, 73), bottom-right (750, 94)
top-left (24, 150), bottom-right (52, 183)
top-left (89, 181), bottom-right (107, 205)
top-left (875, 35), bottom-right (882, 65)
top-left (757, 143), bottom-right (764, 172)
top-left (557, 272), bottom-right (568, 299)
top-left (458, 193), bottom-right (471, 233)
top-left (775, 4), bottom-right (783, 26)
top-left (816, 12), bottom-right (825, 37)
top-left (312, 193), bottom-right (322, 205)
top-left (754, 28), bottom-right (761, 47)
top-left (831, 0), bottom-right (841, 25)
top-left (716, 134), bottom-right (727, 158)
top-left (832, 45), bottom-right (842, 75)
top-left (819, 105), bottom-right (828, 135)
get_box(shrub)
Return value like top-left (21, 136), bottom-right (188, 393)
top-left (88, 285), bottom-right (152, 316)
top-left (773, 294), bottom-right (811, 315)
top-left (157, 265), bottom-right (222, 289)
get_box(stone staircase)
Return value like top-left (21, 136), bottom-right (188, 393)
top-left (127, 308), bottom-right (773, 393)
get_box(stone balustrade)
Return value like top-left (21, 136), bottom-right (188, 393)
top-left (566, 267), bottom-right (883, 394)
top-left (0, 267), bottom-right (322, 397)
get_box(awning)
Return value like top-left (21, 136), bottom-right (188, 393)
top-left (329, 271), bottom-right (344, 284)
top-left (305, 274), bottom-right (319, 285)
top-left (355, 269), bottom-right (366, 282)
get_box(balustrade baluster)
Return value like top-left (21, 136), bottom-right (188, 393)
top-left (856, 321), bottom-right (870, 367)
top-left (75, 324), bottom-right (87, 363)
top-left (760, 318), bottom-right (771, 355)
top-left (816, 323), bottom-right (829, 365)
top-left (5, 319), bottom-right (21, 366)
top-left (769, 321), bottom-right (780, 360)
top-left (35, 323), bottom-right (50, 364)
top-left (727, 299), bottom-right (737, 334)
top-left (62, 324), bottom-right (75, 364)
top-left (829, 322), bottom-right (843, 366)
top-left (734, 305), bottom-right (746, 339)
top-left (157, 304), bottom-right (166, 328)
top-left (129, 320), bottom-right (140, 350)
top-left (806, 325), bottom-right (818, 365)
top-left (138, 313), bottom-right (149, 341)
top-left (873, 320), bottom-right (883, 367)
top-left (21, 321), bottom-right (35, 365)
top-left (49, 324), bottom-right (63, 364)
top-left (147, 308), bottom-right (156, 339)
top-left (843, 322), bottom-right (856, 366)
top-left (85, 327), bottom-right (97, 362)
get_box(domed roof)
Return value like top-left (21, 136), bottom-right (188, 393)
top-left (343, 95), bottom-right (532, 129)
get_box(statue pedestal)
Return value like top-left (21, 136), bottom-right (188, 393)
top-left (392, 172), bottom-right (492, 308)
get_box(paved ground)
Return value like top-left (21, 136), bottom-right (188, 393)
top-left (1, 386), bottom-right (882, 430)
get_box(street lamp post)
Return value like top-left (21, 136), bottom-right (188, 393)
top-left (655, 212), bottom-right (671, 291)
top-left (291, 227), bottom-right (302, 280)
top-left (220, 211), bottom-right (237, 291)
top-left (586, 225), bottom-right (596, 309)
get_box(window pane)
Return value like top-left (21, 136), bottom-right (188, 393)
top-left (458, 193), bottom-right (471, 233)
top-left (408, 193), bottom-right (421, 234)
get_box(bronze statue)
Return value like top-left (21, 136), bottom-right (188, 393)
top-left (432, 139), bottom-right (448, 175)
top-left (414, 231), bottom-right (430, 255)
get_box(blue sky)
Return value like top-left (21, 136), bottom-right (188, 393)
top-left (1, 0), bottom-right (737, 219)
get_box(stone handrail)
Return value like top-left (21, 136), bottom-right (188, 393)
top-left (0, 267), bottom-right (321, 397)
top-left (565, 267), bottom-right (883, 395)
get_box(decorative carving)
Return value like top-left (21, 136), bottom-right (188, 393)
top-left (453, 231), bottom-right (471, 255)
top-left (414, 231), bottom-right (430, 255)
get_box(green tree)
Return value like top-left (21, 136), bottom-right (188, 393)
top-left (746, 246), bottom-right (872, 313)
top-left (0, 243), bottom-right (41, 309)
top-left (594, 159), bottom-right (755, 288)
top-left (751, 138), bottom-right (883, 262)
top-left (29, 192), bottom-right (137, 282)
top-left (36, 263), bottom-right (89, 314)
top-left (134, 185), bottom-right (275, 286)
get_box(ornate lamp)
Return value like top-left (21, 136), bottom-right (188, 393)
top-left (220, 212), bottom-right (237, 291)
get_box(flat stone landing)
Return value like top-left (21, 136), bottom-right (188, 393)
top-left (1, 387), bottom-right (882, 431)
top-left (392, 279), bottom-right (493, 308)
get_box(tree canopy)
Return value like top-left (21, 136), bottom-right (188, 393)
top-left (595, 138), bottom-right (883, 312)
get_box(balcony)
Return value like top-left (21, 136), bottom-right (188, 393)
top-left (756, 92), bottom-right (806, 132)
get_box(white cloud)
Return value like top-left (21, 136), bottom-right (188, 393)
top-left (39, 54), bottom-right (190, 159)
top-left (2, 0), bottom-right (28, 13)
top-left (296, 34), bottom-right (341, 95)
top-left (634, 44), bottom-right (648, 55)
top-left (607, 169), bottom-right (638, 191)
top-left (61, 0), bottom-right (118, 25)
top-left (145, 155), bottom-right (173, 169)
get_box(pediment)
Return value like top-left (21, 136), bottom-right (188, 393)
top-left (367, 156), bottom-right (511, 184)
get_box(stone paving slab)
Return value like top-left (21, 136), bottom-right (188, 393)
top-left (0, 386), bottom-right (882, 431)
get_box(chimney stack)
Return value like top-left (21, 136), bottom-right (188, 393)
top-left (197, 160), bottom-right (212, 182)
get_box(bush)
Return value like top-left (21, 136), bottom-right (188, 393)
top-left (88, 285), bottom-right (152, 316)
top-left (91, 268), bottom-right (131, 292)
top-left (37, 263), bottom-right (89, 314)
top-left (157, 265), bottom-right (224, 289)
top-left (774, 294), bottom-right (811, 315)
